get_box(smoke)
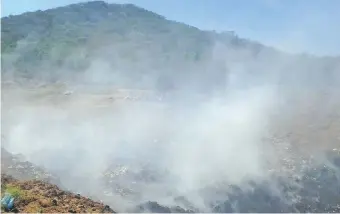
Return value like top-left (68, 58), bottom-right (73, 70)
top-left (2, 9), bottom-right (340, 212)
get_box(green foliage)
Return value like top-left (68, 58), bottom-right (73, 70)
top-left (4, 185), bottom-right (24, 199)
top-left (1, 1), bottom-right (339, 91)
top-left (1, 1), bottom-right (249, 69)
top-left (0, 1), bottom-right (283, 92)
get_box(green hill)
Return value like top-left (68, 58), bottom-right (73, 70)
top-left (1, 1), bottom-right (339, 92)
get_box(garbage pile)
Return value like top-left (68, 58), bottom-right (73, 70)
top-left (132, 149), bottom-right (340, 213)
top-left (1, 148), bottom-right (61, 186)
top-left (99, 147), bottom-right (340, 213)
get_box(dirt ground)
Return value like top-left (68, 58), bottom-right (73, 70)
top-left (1, 173), bottom-right (115, 213)
top-left (2, 84), bottom-right (339, 152)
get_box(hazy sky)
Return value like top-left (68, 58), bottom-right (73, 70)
top-left (2, 0), bottom-right (340, 56)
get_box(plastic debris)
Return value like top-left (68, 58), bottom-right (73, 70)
top-left (1, 193), bottom-right (15, 210)
top-left (8, 197), bottom-right (14, 210)
top-left (1, 194), bottom-right (11, 205)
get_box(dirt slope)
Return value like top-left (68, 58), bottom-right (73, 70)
top-left (1, 174), bottom-right (115, 213)
top-left (1, 148), bottom-right (116, 213)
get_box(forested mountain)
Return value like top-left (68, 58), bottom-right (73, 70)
top-left (1, 1), bottom-right (339, 92)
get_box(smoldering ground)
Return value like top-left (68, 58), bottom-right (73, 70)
top-left (1, 32), bottom-right (340, 212)
top-left (2, 77), bottom-right (340, 212)
top-left (2, 83), bottom-right (279, 210)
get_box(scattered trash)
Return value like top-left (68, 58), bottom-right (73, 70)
top-left (52, 198), bottom-right (58, 206)
top-left (1, 193), bottom-right (15, 210)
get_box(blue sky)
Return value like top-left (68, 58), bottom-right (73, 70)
top-left (2, 0), bottom-right (340, 56)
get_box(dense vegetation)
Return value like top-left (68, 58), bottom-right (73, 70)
top-left (1, 1), bottom-right (339, 91)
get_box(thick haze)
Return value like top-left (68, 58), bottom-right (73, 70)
top-left (1, 1), bottom-right (340, 212)
top-left (3, 41), bottom-right (340, 211)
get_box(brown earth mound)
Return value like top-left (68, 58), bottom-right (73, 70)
top-left (1, 174), bottom-right (115, 213)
